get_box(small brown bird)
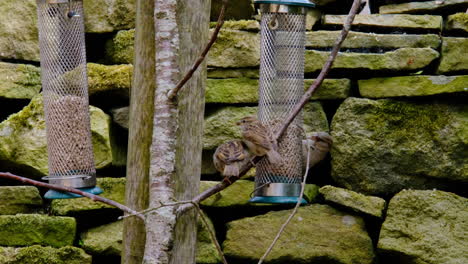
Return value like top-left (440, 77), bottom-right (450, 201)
top-left (236, 116), bottom-right (282, 164)
top-left (302, 132), bottom-right (333, 168)
top-left (213, 140), bottom-right (250, 178)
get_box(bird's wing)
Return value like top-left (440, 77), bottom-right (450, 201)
top-left (244, 125), bottom-right (272, 150)
top-left (216, 141), bottom-right (246, 164)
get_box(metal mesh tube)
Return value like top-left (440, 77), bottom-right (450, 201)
top-left (256, 11), bottom-right (306, 192)
top-left (37, 0), bottom-right (96, 188)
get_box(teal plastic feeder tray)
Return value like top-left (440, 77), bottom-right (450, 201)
top-left (250, 0), bottom-right (313, 204)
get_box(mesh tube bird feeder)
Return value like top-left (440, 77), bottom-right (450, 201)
top-left (36, 0), bottom-right (102, 199)
top-left (250, 0), bottom-right (314, 204)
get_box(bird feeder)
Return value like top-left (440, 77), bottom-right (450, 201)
top-left (36, 0), bottom-right (102, 199)
top-left (250, 0), bottom-right (314, 204)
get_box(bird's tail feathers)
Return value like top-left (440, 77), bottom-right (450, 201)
top-left (223, 164), bottom-right (240, 177)
top-left (266, 149), bottom-right (282, 164)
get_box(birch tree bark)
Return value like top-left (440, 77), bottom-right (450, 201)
top-left (122, 0), bottom-right (155, 263)
top-left (143, 0), bottom-right (210, 263)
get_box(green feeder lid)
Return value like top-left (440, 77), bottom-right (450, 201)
top-left (254, 0), bottom-right (315, 7)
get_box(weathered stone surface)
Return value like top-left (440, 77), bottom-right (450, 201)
top-left (306, 48), bottom-right (439, 73)
top-left (207, 68), bottom-right (259, 79)
top-left (378, 190), bottom-right (468, 264)
top-left (88, 63), bottom-right (132, 99)
top-left (211, 0), bottom-right (254, 21)
top-left (0, 246), bottom-right (92, 264)
top-left (0, 0), bottom-right (135, 61)
top-left (200, 181), bottom-right (319, 208)
top-left (359, 75), bottom-right (468, 98)
top-left (110, 106), bottom-right (129, 129)
top-left (81, 221), bottom-right (122, 256)
top-left (210, 20), bottom-right (259, 32)
top-left (380, 0), bottom-right (468, 15)
top-left (83, 0), bottom-right (135, 33)
top-left (323, 14), bottom-right (442, 32)
top-left (206, 78), bottom-right (351, 103)
top-left (307, 31), bottom-right (441, 49)
top-left (0, 0), bottom-right (39, 61)
top-left (319, 185), bottom-right (386, 218)
top-left (223, 204), bottom-right (375, 263)
top-left (203, 103), bottom-right (329, 150)
top-left (0, 96), bottom-right (112, 178)
top-left (445, 13), bottom-right (468, 33)
top-left (438, 37), bottom-right (468, 74)
top-left (0, 186), bottom-right (43, 215)
top-left (105, 29), bottom-right (135, 64)
top-left (208, 30), bottom-right (260, 68)
top-left (331, 98), bottom-right (468, 196)
top-left (0, 214), bottom-right (76, 247)
top-left (79, 215), bottom-right (221, 264)
top-left (51, 178), bottom-right (125, 216)
top-left (0, 62), bottom-right (41, 100)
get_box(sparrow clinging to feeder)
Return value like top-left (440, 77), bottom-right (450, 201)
top-left (302, 131), bottom-right (333, 168)
top-left (236, 116), bottom-right (282, 164)
top-left (213, 140), bottom-right (250, 179)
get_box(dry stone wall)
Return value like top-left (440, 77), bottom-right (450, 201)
top-left (0, 0), bottom-right (467, 263)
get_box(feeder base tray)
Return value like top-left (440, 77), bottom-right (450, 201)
top-left (44, 186), bottom-right (103, 199)
top-left (249, 196), bottom-right (307, 204)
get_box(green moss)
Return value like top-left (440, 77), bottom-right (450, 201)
top-left (0, 62), bottom-right (42, 99)
top-left (210, 20), bottom-right (259, 31)
top-left (105, 29), bottom-right (135, 64)
top-left (208, 30), bottom-right (259, 68)
top-left (206, 78), bottom-right (258, 104)
top-left (0, 186), bottom-right (43, 215)
top-left (0, 246), bottom-right (91, 264)
top-left (437, 37), bottom-right (468, 74)
top-left (0, 214), bottom-right (76, 247)
top-left (87, 63), bottom-right (133, 95)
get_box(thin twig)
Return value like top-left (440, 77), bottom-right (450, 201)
top-left (119, 200), bottom-right (193, 220)
top-left (167, 0), bottom-right (229, 100)
top-left (257, 137), bottom-right (312, 264)
top-left (0, 172), bottom-right (145, 221)
top-left (178, 0), bottom-right (361, 215)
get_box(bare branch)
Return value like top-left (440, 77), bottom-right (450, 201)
top-left (0, 172), bottom-right (145, 221)
top-left (178, 0), bottom-right (361, 215)
top-left (167, 0), bottom-right (229, 100)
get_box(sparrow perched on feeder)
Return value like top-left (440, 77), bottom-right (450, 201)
top-left (236, 116), bottom-right (282, 164)
top-left (213, 140), bottom-right (250, 179)
top-left (302, 132), bottom-right (333, 168)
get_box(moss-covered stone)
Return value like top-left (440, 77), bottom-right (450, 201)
top-left (110, 106), bottom-right (129, 129)
top-left (223, 204), bottom-right (375, 263)
top-left (206, 78), bottom-right (351, 103)
top-left (200, 181), bottom-right (319, 208)
top-left (379, 0), bottom-right (468, 15)
top-left (207, 68), bottom-right (260, 79)
top-left (80, 221), bottom-right (122, 256)
top-left (87, 63), bottom-right (133, 99)
top-left (307, 31), bottom-right (441, 49)
top-left (0, 186), bottom-right (43, 215)
top-left (359, 75), bottom-right (468, 98)
top-left (378, 190), bottom-right (468, 264)
top-left (437, 37), bottom-right (468, 74)
top-left (105, 29), bottom-right (135, 64)
top-left (203, 103), bottom-right (328, 150)
top-left (0, 214), bottom-right (76, 247)
top-left (210, 20), bottom-right (259, 31)
top-left (51, 177), bottom-right (125, 216)
top-left (306, 48), bottom-right (439, 73)
top-left (331, 97), bottom-right (468, 196)
top-left (0, 62), bottom-right (41, 100)
top-left (82, 0), bottom-right (135, 33)
top-left (0, 0), bottom-right (39, 61)
top-left (319, 185), bottom-right (386, 218)
top-left (210, 0), bottom-right (254, 21)
top-left (323, 14), bottom-right (442, 32)
top-left (445, 13), bottom-right (468, 33)
top-left (0, 246), bottom-right (91, 264)
top-left (0, 96), bottom-right (112, 178)
top-left (208, 29), bottom-right (260, 68)
top-left (196, 213), bottom-right (222, 264)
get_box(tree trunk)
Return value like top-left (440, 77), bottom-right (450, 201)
top-left (122, 0), bottom-right (155, 263)
top-left (143, 1), bottom-right (209, 263)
